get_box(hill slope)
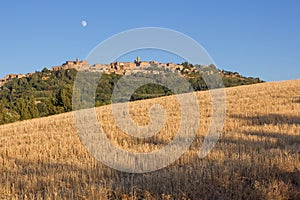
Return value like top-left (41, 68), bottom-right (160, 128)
top-left (0, 80), bottom-right (299, 199)
top-left (0, 66), bottom-right (263, 125)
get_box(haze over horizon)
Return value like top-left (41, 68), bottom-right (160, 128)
top-left (0, 1), bottom-right (299, 81)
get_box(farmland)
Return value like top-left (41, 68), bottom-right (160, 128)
top-left (0, 79), bottom-right (299, 199)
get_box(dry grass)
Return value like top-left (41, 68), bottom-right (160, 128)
top-left (0, 80), bottom-right (299, 199)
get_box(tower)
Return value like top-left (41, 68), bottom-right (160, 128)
top-left (136, 56), bottom-right (140, 63)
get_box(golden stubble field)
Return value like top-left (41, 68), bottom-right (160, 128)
top-left (0, 80), bottom-right (299, 199)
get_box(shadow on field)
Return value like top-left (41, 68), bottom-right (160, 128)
top-left (243, 131), bottom-right (300, 147)
top-left (2, 151), bottom-right (300, 199)
top-left (230, 113), bottom-right (300, 126)
top-left (292, 96), bottom-right (300, 104)
top-left (0, 156), bottom-right (262, 199)
top-left (216, 134), bottom-right (300, 199)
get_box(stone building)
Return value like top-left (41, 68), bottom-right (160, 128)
top-left (166, 62), bottom-right (175, 69)
top-left (52, 58), bottom-right (90, 71)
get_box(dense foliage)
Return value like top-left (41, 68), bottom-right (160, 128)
top-left (0, 64), bottom-right (263, 125)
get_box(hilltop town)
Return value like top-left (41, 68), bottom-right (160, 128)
top-left (51, 56), bottom-right (189, 75)
top-left (0, 56), bottom-right (198, 87)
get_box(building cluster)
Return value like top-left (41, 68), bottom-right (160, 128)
top-left (0, 56), bottom-right (202, 88)
top-left (50, 56), bottom-right (188, 75)
top-left (51, 58), bottom-right (89, 71)
top-left (91, 56), bottom-right (188, 75)
top-left (0, 73), bottom-right (32, 87)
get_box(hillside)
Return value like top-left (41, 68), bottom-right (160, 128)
top-left (0, 63), bottom-right (263, 125)
top-left (0, 79), bottom-right (299, 199)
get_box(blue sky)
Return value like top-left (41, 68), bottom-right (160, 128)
top-left (0, 0), bottom-right (299, 81)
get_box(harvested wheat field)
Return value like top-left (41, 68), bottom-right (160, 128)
top-left (0, 79), bottom-right (299, 199)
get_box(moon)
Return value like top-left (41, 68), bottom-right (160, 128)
top-left (81, 20), bottom-right (87, 27)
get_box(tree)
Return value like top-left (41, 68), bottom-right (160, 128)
top-left (15, 98), bottom-right (31, 120)
top-left (42, 67), bottom-right (51, 74)
top-left (28, 96), bottom-right (39, 118)
top-left (56, 85), bottom-right (73, 112)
